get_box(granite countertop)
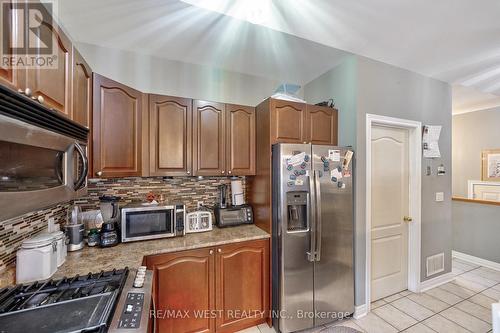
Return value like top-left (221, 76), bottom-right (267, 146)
top-left (0, 225), bottom-right (269, 288)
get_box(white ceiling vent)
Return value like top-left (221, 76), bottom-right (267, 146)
top-left (426, 253), bottom-right (445, 277)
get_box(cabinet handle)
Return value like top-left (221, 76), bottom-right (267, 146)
top-left (303, 141), bottom-right (307, 144)
top-left (217, 248), bottom-right (222, 253)
top-left (228, 171), bottom-right (232, 174)
top-left (221, 170), bottom-right (225, 174)
top-left (187, 171), bottom-right (191, 175)
top-left (24, 88), bottom-right (32, 97)
top-left (209, 250), bottom-right (214, 255)
top-left (96, 171), bottom-right (103, 177)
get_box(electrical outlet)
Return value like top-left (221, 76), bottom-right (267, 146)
top-left (435, 192), bottom-right (444, 202)
top-left (197, 201), bottom-right (204, 208)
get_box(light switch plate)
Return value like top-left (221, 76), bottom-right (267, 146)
top-left (435, 192), bottom-right (444, 202)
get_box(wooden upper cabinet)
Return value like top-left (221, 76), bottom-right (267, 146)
top-left (93, 74), bottom-right (143, 178)
top-left (0, 1), bottom-right (24, 91)
top-left (215, 239), bottom-right (269, 333)
top-left (25, 17), bottom-right (73, 117)
top-left (270, 99), bottom-right (307, 144)
top-left (226, 104), bottom-right (255, 176)
top-left (72, 49), bottom-right (92, 128)
top-left (146, 248), bottom-right (215, 333)
top-left (306, 105), bottom-right (338, 145)
top-left (193, 100), bottom-right (226, 176)
top-left (149, 95), bottom-right (192, 176)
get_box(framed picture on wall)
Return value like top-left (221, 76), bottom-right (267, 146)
top-left (482, 149), bottom-right (500, 181)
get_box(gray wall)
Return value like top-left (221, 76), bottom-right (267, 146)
top-left (303, 56), bottom-right (452, 306)
top-left (77, 43), bottom-right (285, 106)
top-left (452, 107), bottom-right (500, 197)
top-left (355, 56), bottom-right (452, 305)
top-left (453, 200), bottom-right (500, 263)
top-left (304, 56), bottom-right (358, 148)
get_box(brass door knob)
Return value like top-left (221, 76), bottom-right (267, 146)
top-left (403, 216), bottom-right (413, 222)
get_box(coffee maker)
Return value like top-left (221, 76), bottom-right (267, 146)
top-left (99, 196), bottom-right (121, 247)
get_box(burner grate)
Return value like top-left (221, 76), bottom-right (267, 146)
top-left (0, 268), bottom-right (128, 333)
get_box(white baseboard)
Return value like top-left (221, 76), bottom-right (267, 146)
top-left (419, 272), bottom-right (455, 292)
top-left (453, 251), bottom-right (500, 272)
top-left (353, 304), bottom-right (367, 319)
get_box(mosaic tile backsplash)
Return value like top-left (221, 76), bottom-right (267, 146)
top-left (0, 177), bottom-right (245, 271)
top-left (74, 176), bottom-right (246, 212)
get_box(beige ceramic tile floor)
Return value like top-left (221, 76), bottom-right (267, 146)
top-left (237, 258), bottom-right (499, 333)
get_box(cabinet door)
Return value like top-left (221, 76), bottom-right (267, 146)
top-left (25, 18), bottom-right (72, 117)
top-left (193, 100), bottom-right (226, 176)
top-left (270, 99), bottom-right (307, 144)
top-left (93, 74), bottom-right (143, 177)
top-left (0, 1), bottom-right (24, 90)
top-left (72, 49), bottom-right (92, 128)
top-left (146, 248), bottom-right (215, 333)
top-left (226, 104), bottom-right (255, 176)
top-left (306, 105), bottom-right (338, 145)
top-left (149, 95), bottom-right (192, 176)
top-left (215, 239), bottom-right (269, 332)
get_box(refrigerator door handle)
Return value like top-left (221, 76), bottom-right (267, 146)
top-left (314, 170), bottom-right (322, 262)
top-left (306, 170), bottom-right (316, 262)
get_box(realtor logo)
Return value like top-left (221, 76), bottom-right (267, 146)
top-left (1, 0), bottom-right (57, 68)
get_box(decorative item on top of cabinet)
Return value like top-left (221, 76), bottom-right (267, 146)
top-left (72, 49), bottom-right (92, 128)
top-left (146, 247), bottom-right (215, 333)
top-left (226, 104), bottom-right (255, 176)
top-left (270, 98), bottom-right (307, 144)
top-left (24, 12), bottom-right (73, 117)
top-left (306, 104), bottom-right (338, 145)
top-left (193, 100), bottom-right (226, 176)
top-left (149, 95), bottom-right (193, 176)
top-left (92, 74), bottom-right (145, 178)
top-left (215, 239), bottom-right (269, 333)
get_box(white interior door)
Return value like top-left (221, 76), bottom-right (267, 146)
top-left (371, 125), bottom-right (410, 301)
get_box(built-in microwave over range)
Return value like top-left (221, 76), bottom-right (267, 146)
top-left (0, 85), bottom-right (89, 221)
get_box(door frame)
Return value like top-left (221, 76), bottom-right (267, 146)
top-left (365, 114), bottom-right (422, 312)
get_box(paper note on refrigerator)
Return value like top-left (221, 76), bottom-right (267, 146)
top-left (329, 150), bottom-right (341, 162)
top-left (288, 152), bottom-right (306, 166)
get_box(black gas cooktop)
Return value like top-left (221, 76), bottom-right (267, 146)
top-left (0, 268), bottom-right (129, 333)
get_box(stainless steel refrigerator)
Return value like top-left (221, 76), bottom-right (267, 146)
top-left (272, 143), bottom-right (354, 333)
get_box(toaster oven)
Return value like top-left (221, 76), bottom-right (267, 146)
top-left (214, 205), bottom-right (253, 227)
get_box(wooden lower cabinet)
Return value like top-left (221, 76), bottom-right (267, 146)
top-left (147, 247), bottom-right (215, 333)
top-left (146, 239), bottom-right (270, 333)
top-left (215, 239), bottom-right (269, 333)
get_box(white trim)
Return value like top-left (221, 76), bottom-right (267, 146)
top-left (453, 251), bottom-right (500, 272)
top-left (467, 180), bottom-right (500, 199)
top-left (418, 272), bottom-right (455, 292)
top-left (353, 304), bottom-right (368, 319)
top-left (365, 114), bottom-right (422, 312)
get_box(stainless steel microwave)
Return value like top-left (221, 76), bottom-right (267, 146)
top-left (0, 114), bottom-right (88, 221)
top-left (120, 204), bottom-right (185, 242)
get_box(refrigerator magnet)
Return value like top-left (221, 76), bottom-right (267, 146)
top-left (294, 179), bottom-right (304, 186)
